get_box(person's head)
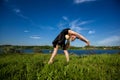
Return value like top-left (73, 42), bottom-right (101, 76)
top-left (70, 34), bottom-right (77, 41)
top-left (65, 35), bottom-right (70, 40)
top-left (65, 34), bottom-right (77, 41)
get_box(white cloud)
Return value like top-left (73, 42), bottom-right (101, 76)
top-left (30, 35), bottom-right (41, 39)
top-left (58, 17), bottom-right (91, 32)
top-left (24, 30), bottom-right (29, 33)
top-left (98, 36), bottom-right (120, 46)
top-left (5, 0), bottom-right (37, 27)
top-left (74, 0), bottom-right (96, 4)
top-left (18, 14), bottom-right (29, 20)
top-left (69, 20), bottom-right (83, 32)
top-left (88, 30), bottom-right (95, 34)
top-left (13, 8), bottom-right (29, 20)
top-left (78, 21), bottom-right (88, 25)
top-left (13, 8), bottom-right (21, 13)
top-left (62, 16), bottom-right (68, 21)
top-left (12, 8), bottom-right (36, 26)
top-left (69, 19), bottom-right (89, 32)
top-left (58, 22), bottom-right (68, 30)
top-left (57, 16), bottom-right (69, 29)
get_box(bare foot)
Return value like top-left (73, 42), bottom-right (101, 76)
top-left (48, 61), bottom-right (53, 64)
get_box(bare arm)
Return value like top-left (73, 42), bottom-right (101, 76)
top-left (68, 30), bottom-right (90, 46)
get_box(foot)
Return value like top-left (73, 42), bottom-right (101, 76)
top-left (48, 60), bottom-right (53, 64)
top-left (67, 60), bottom-right (69, 63)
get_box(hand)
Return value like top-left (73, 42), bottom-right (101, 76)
top-left (86, 41), bottom-right (90, 46)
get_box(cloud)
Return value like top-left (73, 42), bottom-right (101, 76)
top-left (69, 19), bottom-right (89, 32)
top-left (58, 17), bottom-right (92, 32)
top-left (12, 8), bottom-right (36, 26)
top-left (62, 16), bottom-right (68, 21)
top-left (98, 36), bottom-right (120, 46)
top-left (7, 3), bottom-right (28, 20)
top-left (78, 21), bottom-right (90, 25)
top-left (58, 22), bottom-right (68, 30)
top-left (24, 30), bottom-right (29, 33)
top-left (13, 8), bottom-right (21, 13)
top-left (13, 8), bottom-right (29, 19)
top-left (69, 20), bottom-right (83, 32)
top-left (74, 0), bottom-right (96, 4)
top-left (4, 0), bottom-right (38, 29)
top-left (30, 35), bottom-right (41, 39)
top-left (88, 30), bottom-right (95, 34)
top-left (57, 16), bottom-right (69, 29)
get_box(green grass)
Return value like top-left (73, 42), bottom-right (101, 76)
top-left (0, 53), bottom-right (120, 80)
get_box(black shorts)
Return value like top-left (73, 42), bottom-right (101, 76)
top-left (52, 28), bottom-right (70, 50)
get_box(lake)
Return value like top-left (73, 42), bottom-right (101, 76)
top-left (23, 49), bottom-right (120, 55)
top-left (0, 48), bottom-right (120, 55)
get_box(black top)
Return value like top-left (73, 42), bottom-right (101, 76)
top-left (52, 28), bottom-right (70, 50)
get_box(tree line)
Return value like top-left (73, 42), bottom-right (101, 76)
top-left (0, 45), bottom-right (120, 54)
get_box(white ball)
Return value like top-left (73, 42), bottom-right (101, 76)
top-left (65, 35), bottom-right (70, 40)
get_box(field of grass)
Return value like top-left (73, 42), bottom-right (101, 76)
top-left (0, 53), bottom-right (120, 80)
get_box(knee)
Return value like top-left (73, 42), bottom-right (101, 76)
top-left (63, 50), bottom-right (68, 53)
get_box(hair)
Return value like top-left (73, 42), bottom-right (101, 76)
top-left (65, 39), bottom-right (70, 49)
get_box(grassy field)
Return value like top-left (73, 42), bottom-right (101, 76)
top-left (0, 53), bottom-right (120, 80)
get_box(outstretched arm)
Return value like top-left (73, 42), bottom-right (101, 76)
top-left (68, 30), bottom-right (90, 46)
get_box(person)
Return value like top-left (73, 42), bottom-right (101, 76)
top-left (48, 28), bottom-right (90, 64)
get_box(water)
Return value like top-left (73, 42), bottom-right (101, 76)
top-left (23, 49), bottom-right (120, 55)
top-left (0, 48), bottom-right (120, 55)
top-left (45, 49), bottom-right (120, 55)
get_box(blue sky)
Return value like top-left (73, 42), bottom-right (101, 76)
top-left (0, 0), bottom-right (120, 46)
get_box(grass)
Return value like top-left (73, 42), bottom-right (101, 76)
top-left (0, 53), bottom-right (120, 80)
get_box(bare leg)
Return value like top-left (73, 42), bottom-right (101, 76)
top-left (63, 50), bottom-right (69, 62)
top-left (48, 45), bottom-right (59, 64)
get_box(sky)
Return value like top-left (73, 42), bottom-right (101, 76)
top-left (0, 0), bottom-right (120, 46)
